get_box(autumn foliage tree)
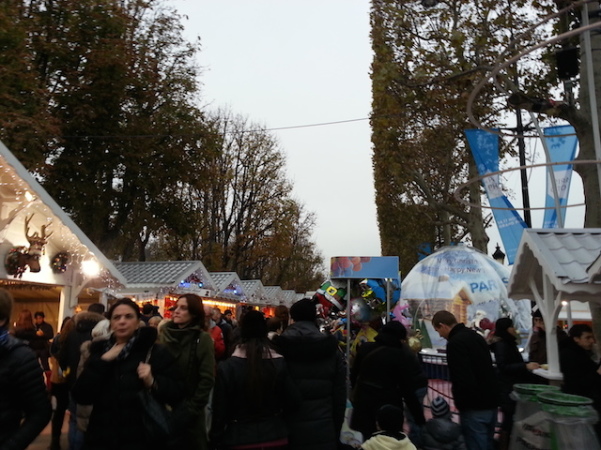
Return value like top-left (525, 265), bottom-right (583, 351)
top-left (370, 0), bottom-right (601, 336)
top-left (370, 0), bottom-right (515, 275)
top-left (0, 0), bottom-right (324, 292)
top-left (148, 111), bottom-right (324, 292)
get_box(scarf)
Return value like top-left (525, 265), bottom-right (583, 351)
top-left (103, 332), bottom-right (138, 361)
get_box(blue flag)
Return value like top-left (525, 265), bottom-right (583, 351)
top-left (542, 125), bottom-right (578, 228)
top-left (465, 129), bottom-right (527, 265)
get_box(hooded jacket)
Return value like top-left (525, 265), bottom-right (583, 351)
top-left (72, 326), bottom-right (184, 450)
top-left (421, 414), bottom-right (467, 450)
top-left (274, 320), bottom-right (346, 450)
top-left (361, 431), bottom-right (417, 450)
top-left (0, 330), bottom-right (51, 450)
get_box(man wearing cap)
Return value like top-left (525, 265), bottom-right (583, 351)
top-left (274, 298), bottom-right (346, 450)
top-left (432, 310), bottom-right (499, 450)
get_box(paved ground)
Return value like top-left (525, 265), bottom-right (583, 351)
top-left (27, 415), bottom-right (68, 450)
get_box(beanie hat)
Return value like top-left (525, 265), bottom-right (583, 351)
top-left (290, 299), bottom-right (316, 322)
top-left (376, 404), bottom-right (404, 432)
top-left (431, 396), bottom-right (450, 418)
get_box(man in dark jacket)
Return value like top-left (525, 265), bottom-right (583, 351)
top-left (0, 289), bottom-right (51, 450)
top-left (559, 324), bottom-right (601, 439)
top-left (432, 310), bottom-right (499, 450)
top-left (32, 311), bottom-right (54, 372)
top-left (274, 298), bottom-right (346, 450)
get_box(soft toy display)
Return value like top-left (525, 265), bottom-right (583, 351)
top-left (391, 301), bottom-right (412, 328)
top-left (314, 280), bottom-right (347, 315)
top-left (359, 278), bottom-right (401, 307)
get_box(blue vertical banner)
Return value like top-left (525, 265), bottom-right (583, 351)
top-left (465, 129), bottom-right (527, 265)
top-left (542, 125), bottom-right (578, 228)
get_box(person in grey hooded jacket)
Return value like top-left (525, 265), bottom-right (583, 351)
top-left (421, 396), bottom-right (467, 450)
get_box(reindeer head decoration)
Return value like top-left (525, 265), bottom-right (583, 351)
top-left (22, 214), bottom-right (53, 272)
top-left (5, 214), bottom-right (53, 277)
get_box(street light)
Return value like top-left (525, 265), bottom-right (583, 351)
top-left (492, 243), bottom-right (506, 264)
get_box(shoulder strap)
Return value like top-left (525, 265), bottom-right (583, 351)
top-left (145, 345), bottom-right (154, 364)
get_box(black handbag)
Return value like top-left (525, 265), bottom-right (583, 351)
top-left (137, 346), bottom-right (172, 440)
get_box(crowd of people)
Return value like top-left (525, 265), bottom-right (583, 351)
top-left (1, 287), bottom-right (600, 450)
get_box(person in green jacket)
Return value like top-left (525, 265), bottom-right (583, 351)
top-left (160, 293), bottom-right (215, 450)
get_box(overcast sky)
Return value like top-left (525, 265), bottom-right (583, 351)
top-left (168, 0), bottom-right (586, 268)
top-left (169, 0), bottom-right (380, 263)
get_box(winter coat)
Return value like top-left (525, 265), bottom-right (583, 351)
top-left (274, 321), bottom-right (346, 450)
top-left (489, 335), bottom-right (543, 409)
top-left (210, 346), bottom-right (301, 448)
top-left (361, 431), bottom-right (417, 450)
top-left (31, 321), bottom-right (54, 352)
top-left (421, 416), bottom-right (467, 450)
top-left (446, 324), bottom-right (499, 412)
top-left (58, 311), bottom-right (106, 387)
top-left (72, 326), bottom-right (184, 450)
top-left (559, 338), bottom-right (601, 406)
top-left (350, 340), bottom-right (427, 439)
top-left (160, 321), bottom-right (215, 450)
top-left (528, 327), bottom-right (569, 365)
top-left (0, 330), bottom-right (51, 450)
top-left (209, 323), bottom-right (225, 360)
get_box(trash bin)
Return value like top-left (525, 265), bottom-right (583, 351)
top-left (537, 391), bottom-right (600, 450)
top-left (509, 384), bottom-right (560, 449)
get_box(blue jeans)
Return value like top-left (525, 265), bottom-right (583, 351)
top-left (459, 409), bottom-right (497, 450)
top-left (68, 395), bottom-right (85, 450)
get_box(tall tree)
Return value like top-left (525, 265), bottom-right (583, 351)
top-left (147, 111), bottom-right (325, 291)
top-left (371, 0), bottom-right (601, 339)
top-left (371, 0), bottom-right (511, 274)
top-left (5, 0), bottom-right (208, 259)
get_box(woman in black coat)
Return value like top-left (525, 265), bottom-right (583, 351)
top-left (210, 310), bottom-right (300, 450)
top-left (0, 289), bottom-right (51, 450)
top-left (72, 298), bottom-right (184, 450)
top-left (350, 321), bottom-right (427, 441)
top-left (489, 317), bottom-right (542, 439)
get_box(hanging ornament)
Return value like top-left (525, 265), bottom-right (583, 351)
top-left (51, 252), bottom-right (70, 273)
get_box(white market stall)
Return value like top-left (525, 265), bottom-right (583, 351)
top-left (113, 260), bottom-right (215, 316)
top-left (0, 140), bottom-right (126, 331)
top-left (508, 228), bottom-right (601, 381)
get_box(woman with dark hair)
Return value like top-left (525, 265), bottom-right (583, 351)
top-left (13, 308), bottom-right (37, 344)
top-left (210, 310), bottom-right (300, 450)
top-left (72, 298), bottom-right (184, 450)
top-left (489, 317), bottom-right (542, 446)
top-left (160, 293), bottom-right (215, 450)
